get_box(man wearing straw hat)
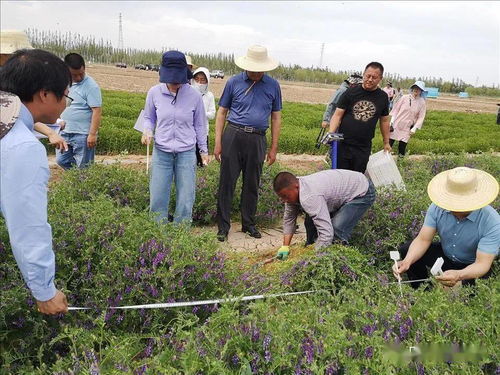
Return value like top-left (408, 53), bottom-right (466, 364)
top-left (0, 49), bottom-right (72, 314)
top-left (393, 167), bottom-right (499, 288)
top-left (214, 45), bottom-right (282, 241)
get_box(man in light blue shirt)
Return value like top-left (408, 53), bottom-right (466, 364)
top-left (0, 49), bottom-right (71, 314)
top-left (56, 53), bottom-right (102, 169)
top-left (393, 167), bottom-right (499, 288)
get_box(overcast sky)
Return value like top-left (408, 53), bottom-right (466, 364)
top-left (2, 1), bottom-right (499, 86)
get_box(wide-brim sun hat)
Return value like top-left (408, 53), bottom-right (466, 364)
top-left (427, 167), bottom-right (499, 212)
top-left (410, 80), bottom-right (427, 99)
top-left (234, 45), bottom-right (278, 72)
top-left (0, 30), bottom-right (33, 54)
top-left (159, 50), bottom-right (193, 84)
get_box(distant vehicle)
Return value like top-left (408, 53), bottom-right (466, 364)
top-left (210, 70), bottom-right (225, 79)
top-left (115, 62), bottom-right (127, 68)
top-left (135, 64), bottom-right (146, 70)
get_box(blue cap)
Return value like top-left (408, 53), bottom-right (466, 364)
top-left (159, 50), bottom-right (193, 84)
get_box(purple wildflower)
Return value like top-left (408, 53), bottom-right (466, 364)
top-left (251, 326), bottom-right (260, 342)
top-left (365, 346), bottom-right (374, 358)
top-left (417, 364), bottom-right (425, 375)
top-left (325, 362), bottom-right (339, 375)
top-left (134, 365), bottom-right (147, 375)
top-left (362, 324), bottom-right (377, 337)
top-left (231, 354), bottom-right (240, 366)
top-left (301, 337), bottom-right (315, 363)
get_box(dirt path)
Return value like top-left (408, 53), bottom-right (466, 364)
top-left (88, 64), bottom-right (499, 114)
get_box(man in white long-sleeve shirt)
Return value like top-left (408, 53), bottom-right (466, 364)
top-left (273, 170), bottom-right (376, 259)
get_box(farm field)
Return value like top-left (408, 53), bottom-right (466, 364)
top-left (3, 88), bottom-right (500, 374)
top-left (87, 65), bottom-right (500, 114)
top-left (88, 89), bottom-right (500, 156)
top-left (1, 153), bottom-right (499, 374)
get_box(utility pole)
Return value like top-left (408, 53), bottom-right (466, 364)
top-left (319, 42), bottom-right (325, 69)
top-left (118, 13), bottom-right (124, 50)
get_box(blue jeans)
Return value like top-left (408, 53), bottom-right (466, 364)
top-left (150, 146), bottom-right (196, 224)
top-left (56, 132), bottom-right (95, 170)
top-left (305, 181), bottom-right (376, 244)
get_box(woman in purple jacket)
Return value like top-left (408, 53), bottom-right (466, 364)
top-left (141, 51), bottom-right (208, 224)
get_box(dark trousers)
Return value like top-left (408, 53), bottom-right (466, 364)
top-left (389, 138), bottom-right (408, 156)
top-left (337, 142), bottom-right (371, 173)
top-left (216, 125), bottom-right (266, 232)
top-left (399, 241), bottom-right (492, 289)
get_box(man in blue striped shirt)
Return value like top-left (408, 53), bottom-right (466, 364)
top-left (0, 49), bottom-right (71, 314)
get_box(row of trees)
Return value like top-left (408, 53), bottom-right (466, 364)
top-left (26, 28), bottom-right (500, 96)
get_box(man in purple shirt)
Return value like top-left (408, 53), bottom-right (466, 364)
top-left (142, 51), bottom-right (207, 223)
top-left (214, 45), bottom-right (282, 241)
top-left (273, 170), bottom-right (375, 259)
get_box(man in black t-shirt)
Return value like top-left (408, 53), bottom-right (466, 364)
top-left (327, 62), bottom-right (391, 173)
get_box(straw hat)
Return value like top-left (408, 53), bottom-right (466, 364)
top-left (235, 45), bottom-right (278, 72)
top-left (427, 167), bottom-right (499, 212)
top-left (0, 30), bottom-right (33, 54)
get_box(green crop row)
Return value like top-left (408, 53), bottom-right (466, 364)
top-left (80, 90), bottom-right (500, 156)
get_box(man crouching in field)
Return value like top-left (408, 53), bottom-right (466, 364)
top-left (272, 170), bottom-right (376, 260)
top-left (393, 167), bottom-right (499, 288)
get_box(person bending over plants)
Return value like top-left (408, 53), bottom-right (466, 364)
top-left (273, 170), bottom-right (376, 260)
top-left (393, 167), bottom-right (499, 288)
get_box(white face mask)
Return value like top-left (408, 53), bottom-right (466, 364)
top-left (193, 81), bottom-right (208, 94)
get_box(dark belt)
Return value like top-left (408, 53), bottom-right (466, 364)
top-left (228, 122), bottom-right (266, 136)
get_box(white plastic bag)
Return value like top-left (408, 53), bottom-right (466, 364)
top-left (366, 151), bottom-right (405, 189)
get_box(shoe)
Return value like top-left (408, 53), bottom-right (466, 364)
top-left (242, 226), bottom-right (262, 239)
top-left (217, 230), bottom-right (228, 242)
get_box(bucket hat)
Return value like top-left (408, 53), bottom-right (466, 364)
top-left (0, 91), bottom-right (21, 140)
top-left (427, 167), bottom-right (499, 212)
top-left (0, 30), bottom-right (33, 54)
top-left (410, 80), bottom-right (428, 98)
top-left (159, 50), bottom-right (193, 84)
top-left (235, 45), bottom-right (278, 72)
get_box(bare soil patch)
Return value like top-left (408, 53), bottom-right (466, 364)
top-left (88, 64), bottom-right (499, 114)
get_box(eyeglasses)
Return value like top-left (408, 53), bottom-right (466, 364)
top-left (64, 94), bottom-right (74, 107)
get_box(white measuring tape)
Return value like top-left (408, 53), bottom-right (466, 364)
top-left (68, 290), bottom-right (318, 311)
top-left (67, 275), bottom-right (433, 311)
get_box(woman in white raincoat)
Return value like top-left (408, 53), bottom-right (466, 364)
top-left (192, 67), bottom-right (216, 167)
top-left (389, 81), bottom-right (427, 156)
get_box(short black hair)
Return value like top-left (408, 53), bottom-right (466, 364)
top-left (273, 172), bottom-right (298, 192)
top-left (0, 49), bottom-right (71, 102)
top-left (364, 62), bottom-right (384, 76)
top-left (64, 52), bottom-right (85, 69)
